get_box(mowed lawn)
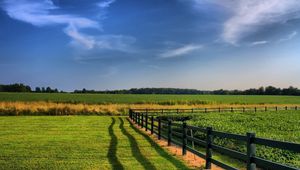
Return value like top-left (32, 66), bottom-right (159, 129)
top-left (0, 116), bottom-right (190, 170)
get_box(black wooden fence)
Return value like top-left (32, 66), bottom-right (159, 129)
top-left (129, 109), bottom-right (300, 170)
top-left (131, 106), bottom-right (299, 116)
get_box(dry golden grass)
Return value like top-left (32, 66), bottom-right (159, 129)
top-left (0, 101), bottom-right (298, 116)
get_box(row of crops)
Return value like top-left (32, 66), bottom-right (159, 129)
top-left (156, 110), bottom-right (300, 168)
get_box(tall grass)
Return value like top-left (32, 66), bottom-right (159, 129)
top-left (0, 101), bottom-right (298, 116)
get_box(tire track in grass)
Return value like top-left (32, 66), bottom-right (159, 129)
top-left (126, 118), bottom-right (189, 169)
top-left (119, 117), bottom-right (157, 170)
top-left (107, 117), bottom-right (124, 170)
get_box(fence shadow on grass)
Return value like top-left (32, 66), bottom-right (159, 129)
top-left (107, 117), bottom-right (124, 170)
top-left (119, 117), bottom-right (157, 169)
top-left (126, 118), bottom-right (189, 170)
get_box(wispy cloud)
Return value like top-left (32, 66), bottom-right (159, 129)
top-left (98, 0), bottom-right (115, 8)
top-left (2, 0), bottom-right (101, 49)
top-left (249, 31), bottom-right (297, 46)
top-left (95, 35), bottom-right (136, 52)
top-left (159, 44), bottom-right (203, 58)
top-left (250, 40), bottom-right (269, 46)
top-left (221, 0), bottom-right (300, 44)
top-left (278, 31), bottom-right (298, 43)
top-left (1, 0), bottom-right (134, 52)
top-left (191, 0), bottom-right (300, 44)
top-left (65, 25), bottom-right (96, 49)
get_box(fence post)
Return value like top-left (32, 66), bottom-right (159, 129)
top-left (139, 113), bottom-right (141, 126)
top-left (151, 116), bottom-right (154, 134)
top-left (275, 106), bottom-right (278, 111)
top-left (141, 113), bottom-right (144, 128)
top-left (231, 107), bottom-right (233, 112)
top-left (243, 107), bottom-right (245, 112)
top-left (265, 106), bottom-right (267, 112)
top-left (191, 129), bottom-right (194, 149)
top-left (137, 113), bottom-right (140, 125)
top-left (168, 119), bottom-right (172, 146)
top-left (218, 107), bottom-right (221, 113)
top-left (135, 112), bottom-right (138, 124)
top-left (182, 121), bottom-right (187, 155)
top-left (285, 106), bottom-right (288, 110)
top-left (129, 109), bottom-right (132, 119)
top-left (296, 106), bottom-right (298, 110)
top-left (254, 107), bottom-right (256, 112)
top-left (145, 113), bottom-right (148, 131)
top-left (191, 108), bottom-right (194, 113)
top-left (247, 133), bottom-right (256, 170)
top-left (133, 112), bottom-right (135, 123)
top-left (205, 127), bottom-right (213, 169)
top-left (158, 117), bottom-right (161, 140)
top-left (205, 108), bottom-right (207, 113)
top-left (132, 111), bottom-right (135, 122)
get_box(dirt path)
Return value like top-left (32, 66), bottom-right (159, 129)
top-left (128, 118), bottom-right (224, 170)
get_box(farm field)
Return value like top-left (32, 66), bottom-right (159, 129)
top-left (186, 110), bottom-right (300, 168)
top-left (1, 92), bottom-right (300, 105)
top-left (0, 116), bottom-right (190, 170)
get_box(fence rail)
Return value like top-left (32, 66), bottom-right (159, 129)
top-left (129, 109), bottom-right (300, 170)
top-left (131, 106), bottom-right (299, 116)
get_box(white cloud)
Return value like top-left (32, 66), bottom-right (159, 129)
top-left (2, 0), bottom-right (100, 49)
top-left (98, 0), bottom-right (115, 8)
top-left (95, 35), bottom-right (136, 52)
top-left (221, 0), bottom-right (300, 44)
top-left (250, 40), bottom-right (269, 46)
top-left (159, 44), bottom-right (203, 58)
top-left (278, 31), bottom-right (298, 43)
top-left (1, 0), bottom-right (131, 51)
top-left (72, 35), bottom-right (137, 63)
top-left (3, 1), bottom-right (99, 28)
top-left (64, 25), bottom-right (96, 49)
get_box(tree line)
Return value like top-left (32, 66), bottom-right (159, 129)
top-left (1, 83), bottom-right (300, 96)
top-left (0, 83), bottom-right (60, 93)
top-left (74, 86), bottom-right (300, 96)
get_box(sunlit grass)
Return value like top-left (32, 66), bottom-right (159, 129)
top-left (0, 116), bottom-right (190, 169)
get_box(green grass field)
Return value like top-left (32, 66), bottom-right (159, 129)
top-left (186, 110), bottom-right (300, 168)
top-left (0, 116), bottom-right (190, 170)
top-left (1, 92), bottom-right (300, 105)
top-left (1, 92), bottom-right (300, 169)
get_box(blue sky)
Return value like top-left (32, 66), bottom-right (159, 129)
top-left (1, 0), bottom-right (300, 91)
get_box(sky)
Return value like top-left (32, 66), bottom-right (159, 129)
top-left (1, 0), bottom-right (300, 91)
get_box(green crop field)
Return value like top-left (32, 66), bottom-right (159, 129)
top-left (1, 92), bottom-right (300, 105)
top-left (185, 110), bottom-right (300, 168)
top-left (0, 116), bottom-right (190, 170)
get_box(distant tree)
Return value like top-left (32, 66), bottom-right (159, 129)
top-left (35, 87), bottom-right (41, 93)
top-left (282, 86), bottom-right (300, 96)
top-left (0, 84), bottom-right (64, 93)
top-left (265, 86), bottom-right (281, 95)
top-left (257, 87), bottom-right (265, 95)
top-left (46, 87), bottom-right (51, 93)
